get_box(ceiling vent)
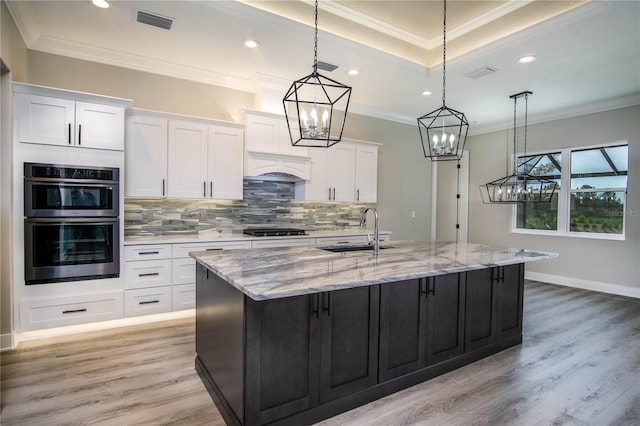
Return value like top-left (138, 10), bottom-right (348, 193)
top-left (464, 66), bottom-right (498, 79)
top-left (316, 61), bottom-right (339, 72)
top-left (136, 10), bottom-right (173, 30)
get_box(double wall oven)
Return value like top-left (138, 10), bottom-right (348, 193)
top-left (24, 163), bottom-right (120, 285)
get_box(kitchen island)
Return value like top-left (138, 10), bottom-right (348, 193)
top-left (192, 241), bottom-right (557, 426)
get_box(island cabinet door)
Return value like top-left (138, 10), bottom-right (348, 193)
top-left (425, 273), bottom-right (466, 366)
top-left (318, 285), bottom-right (380, 403)
top-left (244, 294), bottom-right (320, 425)
top-left (464, 268), bottom-right (498, 352)
top-left (496, 264), bottom-right (524, 341)
top-left (378, 278), bottom-right (427, 382)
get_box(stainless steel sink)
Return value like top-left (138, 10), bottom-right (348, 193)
top-left (319, 245), bottom-right (393, 253)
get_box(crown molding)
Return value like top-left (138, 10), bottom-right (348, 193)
top-left (30, 35), bottom-right (253, 93)
top-left (5, 1), bottom-right (41, 47)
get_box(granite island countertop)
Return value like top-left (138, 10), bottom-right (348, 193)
top-left (191, 240), bottom-right (558, 301)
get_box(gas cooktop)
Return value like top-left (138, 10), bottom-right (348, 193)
top-left (243, 228), bottom-right (307, 237)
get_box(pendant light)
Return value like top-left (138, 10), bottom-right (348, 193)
top-left (418, 0), bottom-right (469, 161)
top-left (480, 91), bottom-right (558, 203)
top-left (283, 0), bottom-right (352, 148)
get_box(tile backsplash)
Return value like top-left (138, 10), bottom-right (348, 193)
top-left (124, 178), bottom-right (371, 237)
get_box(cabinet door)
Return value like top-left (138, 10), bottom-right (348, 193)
top-left (355, 144), bottom-right (378, 203)
top-left (425, 273), bottom-right (465, 365)
top-left (245, 114), bottom-right (279, 153)
top-left (497, 264), bottom-right (524, 341)
top-left (279, 118), bottom-right (308, 157)
top-left (207, 125), bottom-right (243, 200)
top-left (465, 268), bottom-right (498, 352)
top-left (125, 115), bottom-right (168, 197)
top-left (245, 294), bottom-right (320, 425)
top-left (15, 93), bottom-right (75, 146)
top-left (299, 147), bottom-right (330, 201)
top-left (328, 142), bottom-right (356, 202)
top-left (319, 285), bottom-right (379, 403)
top-left (167, 120), bottom-right (208, 198)
top-left (379, 279), bottom-right (426, 382)
top-left (75, 102), bottom-right (125, 150)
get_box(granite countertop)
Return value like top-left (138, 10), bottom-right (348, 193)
top-left (124, 229), bottom-right (391, 245)
top-left (191, 240), bottom-right (558, 301)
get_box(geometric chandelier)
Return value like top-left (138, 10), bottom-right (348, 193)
top-left (283, 0), bottom-right (352, 148)
top-left (417, 0), bottom-right (469, 161)
top-left (480, 91), bottom-right (558, 203)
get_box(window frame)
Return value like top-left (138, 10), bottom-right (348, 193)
top-left (511, 140), bottom-right (628, 241)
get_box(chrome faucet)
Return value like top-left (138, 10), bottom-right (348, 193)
top-left (360, 207), bottom-right (380, 254)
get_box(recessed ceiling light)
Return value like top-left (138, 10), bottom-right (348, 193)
top-left (244, 39), bottom-right (259, 48)
top-left (348, 69), bottom-right (359, 76)
top-left (517, 55), bottom-right (536, 64)
top-left (421, 90), bottom-right (432, 96)
top-left (92, 0), bottom-right (109, 9)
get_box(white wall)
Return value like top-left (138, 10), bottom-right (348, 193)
top-left (466, 106), bottom-right (639, 297)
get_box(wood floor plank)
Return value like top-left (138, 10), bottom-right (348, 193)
top-left (2, 281), bottom-right (638, 426)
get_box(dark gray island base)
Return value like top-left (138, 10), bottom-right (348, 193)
top-left (192, 241), bottom-right (557, 426)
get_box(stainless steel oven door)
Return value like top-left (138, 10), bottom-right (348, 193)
top-left (24, 180), bottom-right (119, 217)
top-left (24, 217), bottom-right (120, 285)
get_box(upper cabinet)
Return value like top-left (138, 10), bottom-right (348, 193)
top-left (295, 139), bottom-right (380, 203)
top-left (125, 109), bottom-right (244, 200)
top-left (14, 83), bottom-right (130, 151)
top-left (244, 110), bottom-right (311, 179)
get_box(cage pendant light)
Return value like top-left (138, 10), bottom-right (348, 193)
top-left (480, 91), bottom-right (558, 204)
top-left (283, 0), bottom-right (352, 148)
top-left (418, 0), bottom-right (469, 161)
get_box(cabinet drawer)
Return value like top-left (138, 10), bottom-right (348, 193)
top-left (172, 258), bottom-right (196, 285)
top-left (124, 287), bottom-right (172, 317)
top-left (20, 292), bottom-right (123, 331)
top-left (125, 244), bottom-right (172, 261)
top-left (125, 259), bottom-right (172, 289)
top-left (251, 238), bottom-right (315, 249)
top-left (172, 241), bottom-right (252, 258)
top-left (172, 284), bottom-right (195, 310)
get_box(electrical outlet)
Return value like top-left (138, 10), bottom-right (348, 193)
top-left (411, 211), bottom-right (416, 218)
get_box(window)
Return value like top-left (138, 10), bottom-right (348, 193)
top-left (513, 142), bottom-right (629, 239)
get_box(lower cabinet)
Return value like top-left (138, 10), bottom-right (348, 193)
top-left (196, 264), bottom-right (524, 426)
top-left (244, 285), bottom-right (380, 424)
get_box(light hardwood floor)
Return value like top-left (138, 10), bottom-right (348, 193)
top-left (1, 281), bottom-right (638, 426)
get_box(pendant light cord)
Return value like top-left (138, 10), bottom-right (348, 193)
top-left (512, 95), bottom-right (518, 174)
top-left (442, 0), bottom-right (447, 108)
top-left (313, 0), bottom-right (318, 74)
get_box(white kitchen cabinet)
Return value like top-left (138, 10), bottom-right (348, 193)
top-left (19, 292), bottom-right (124, 331)
top-left (244, 110), bottom-right (308, 157)
top-left (207, 124), bottom-right (244, 200)
top-left (251, 238), bottom-right (315, 249)
top-left (125, 110), bottom-right (244, 200)
top-left (295, 140), bottom-right (379, 203)
top-left (125, 114), bottom-right (168, 197)
top-left (172, 284), bottom-right (196, 310)
top-left (15, 89), bottom-right (127, 151)
top-left (167, 119), bottom-right (209, 198)
top-left (354, 143), bottom-right (379, 203)
top-left (295, 142), bottom-right (355, 202)
top-left (124, 287), bottom-right (172, 317)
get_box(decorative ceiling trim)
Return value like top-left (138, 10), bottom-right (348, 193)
top-left (5, 1), bottom-right (41, 47)
top-left (30, 35), bottom-right (254, 93)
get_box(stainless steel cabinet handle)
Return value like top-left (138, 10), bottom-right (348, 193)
top-left (139, 251), bottom-right (159, 255)
top-left (210, 181), bottom-right (213, 198)
top-left (332, 187), bottom-right (336, 200)
top-left (357, 189), bottom-right (360, 201)
top-left (206, 248), bottom-right (223, 251)
top-left (162, 179), bottom-right (165, 197)
top-left (139, 300), bottom-right (160, 305)
top-left (203, 181), bottom-right (206, 197)
top-left (68, 123), bottom-right (72, 144)
top-left (78, 124), bottom-right (82, 146)
top-left (138, 272), bottom-right (160, 277)
top-left (328, 188), bottom-right (332, 200)
top-left (63, 308), bottom-right (87, 314)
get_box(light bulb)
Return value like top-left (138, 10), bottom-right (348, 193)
top-left (432, 134), bottom-right (438, 146)
top-left (441, 133), bottom-right (447, 143)
top-left (310, 108), bottom-right (317, 126)
top-left (300, 110), bottom-right (308, 128)
top-left (322, 109), bottom-right (329, 127)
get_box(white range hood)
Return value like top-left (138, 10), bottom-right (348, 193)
top-left (245, 150), bottom-right (311, 181)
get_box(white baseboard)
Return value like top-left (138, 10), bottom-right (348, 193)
top-left (1, 333), bottom-right (17, 351)
top-left (525, 271), bottom-right (640, 299)
top-left (16, 309), bottom-right (195, 345)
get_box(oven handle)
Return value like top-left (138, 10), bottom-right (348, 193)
top-left (24, 177), bottom-right (119, 185)
top-left (25, 217), bottom-right (119, 224)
